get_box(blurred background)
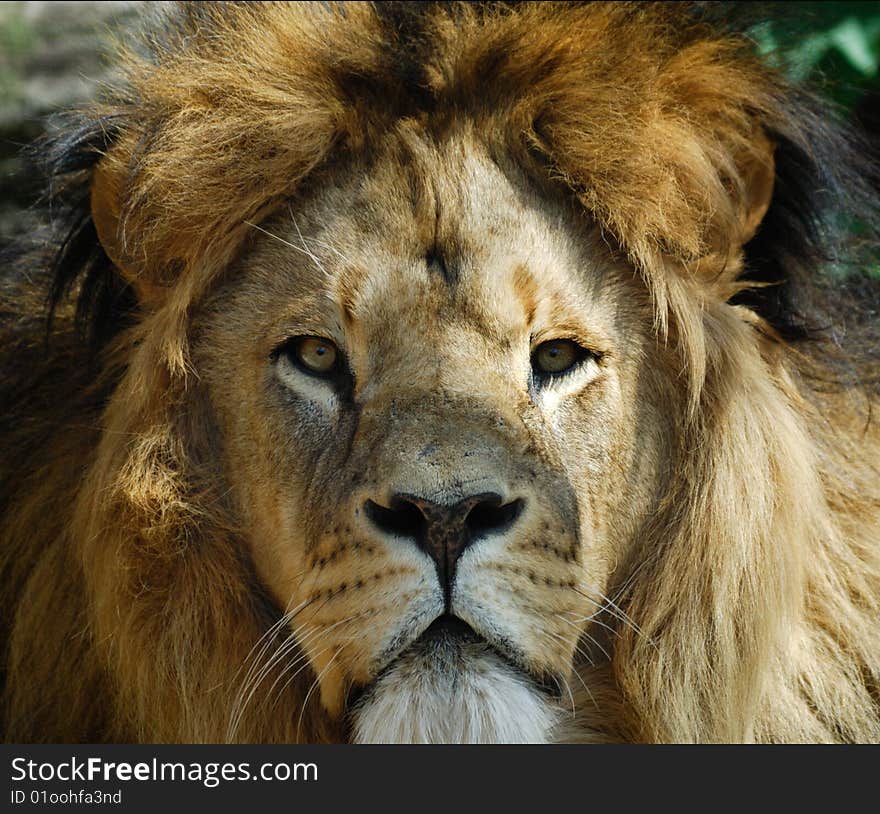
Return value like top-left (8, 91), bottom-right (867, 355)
top-left (0, 1), bottom-right (142, 243)
top-left (1, 0), bottom-right (879, 247)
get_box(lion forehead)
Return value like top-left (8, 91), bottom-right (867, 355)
top-left (216, 134), bottom-right (621, 383)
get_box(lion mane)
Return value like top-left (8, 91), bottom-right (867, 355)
top-left (1, 1), bottom-right (879, 743)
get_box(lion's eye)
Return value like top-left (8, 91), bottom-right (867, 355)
top-left (532, 339), bottom-right (588, 378)
top-left (286, 336), bottom-right (339, 376)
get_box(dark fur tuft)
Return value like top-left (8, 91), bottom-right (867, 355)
top-left (736, 87), bottom-right (880, 349)
top-left (30, 112), bottom-right (135, 349)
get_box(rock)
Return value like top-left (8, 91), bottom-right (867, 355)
top-left (0, 1), bottom-right (143, 244)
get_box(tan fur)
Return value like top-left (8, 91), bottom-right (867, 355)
top-left (1, 2), bottom-right (878, 743)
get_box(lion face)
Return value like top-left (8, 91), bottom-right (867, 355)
top-left (196, 130), bottom-right (673, 742)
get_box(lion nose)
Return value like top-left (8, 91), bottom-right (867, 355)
top-left (364, 492), bottom-right (524, 597)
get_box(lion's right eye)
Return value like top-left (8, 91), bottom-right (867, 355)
top-left (280, 336), bottom-right (340, 378)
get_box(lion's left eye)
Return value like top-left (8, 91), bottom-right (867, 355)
top-left (283, 336), bottom-right (340, 377)
top-left (531, 339), bottom-right (590, 379)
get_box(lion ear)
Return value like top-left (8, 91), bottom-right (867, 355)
top-left (737, 130), bottom-right (775, 245)
top-left (91, 159), bottom-right (165, 307)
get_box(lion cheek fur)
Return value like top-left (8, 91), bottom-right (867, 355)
top-left (350, 641), bottom-right (561, 744)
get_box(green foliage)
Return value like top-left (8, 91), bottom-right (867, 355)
top-left (747, 1), bottom-right (880, 113)
top-left (745, 3), bottom-right (880, 279)
top-left (0, 3), bottom-right (37, 108)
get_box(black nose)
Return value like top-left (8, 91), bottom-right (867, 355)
top-left (364, 492), bottom-right (524, 601)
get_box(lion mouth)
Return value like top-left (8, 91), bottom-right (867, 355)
top-left (387, 612), bottom-right (561, 693)
top-left (417, 613), bottom-right (480, 644)
top-left (345, 613), bottom-right (560, 717)
top-left (344, 613), bottom-right (564, 743)
top-left (344, 614), bottom-right (477, 713)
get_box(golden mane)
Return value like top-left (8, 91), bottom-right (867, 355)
top-left (1, 1), bottom-right (878, 742)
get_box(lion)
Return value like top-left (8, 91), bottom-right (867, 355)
top-left (1, 1), bottom-right (879, 744)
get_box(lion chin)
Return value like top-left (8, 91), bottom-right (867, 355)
top-left (350, 617), bottom-right (560, 744)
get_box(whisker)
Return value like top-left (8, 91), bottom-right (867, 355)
top-left (243, 220), bottom-right (330, 277)
top-left (536, 630), bottom-right (576, 719)
top-left (287, 204), bottom-right (354, 266)
top-left (569, 663), bottom-right (599, 713)
top-left (296, 647), bottom-right (346, 741)
top-left (539, 628), bottom-right (599, 714)
top-left (269, 622), bottom-right (370, 725)
top-left (572, 579), bottom-right (656, 649)
top-left (233, 593), bottom-right (312, 689)
top-left (562, 608), bottom-right (622, 640)
top-left (556, 614), bottom-right (612, 662)
top-left (289, 213), bottom-right (331, 278)
top-left (263, 614), bottom-right (362, 707)
top-left (229, 598), bottom-right (313, 731)
top-left (557, 671), bottom-right (577, 719)
top-left (226, 591), bottom-right (336, 741)
top-left (228, 621), bottom-right (326, 742)
top-left (573, 587), bottom-right (635, 629)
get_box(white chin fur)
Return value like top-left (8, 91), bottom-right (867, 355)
top-left (350, 637), bottom-right (560, 744)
